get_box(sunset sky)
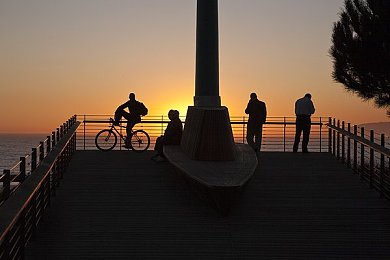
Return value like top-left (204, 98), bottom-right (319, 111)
top-left (0, 0), bottom-right (388, 133)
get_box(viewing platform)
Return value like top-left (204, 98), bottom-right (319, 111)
top-left (22, 151), bottom-right (390, 259)
top-left (1, 115), bottom-right (390, 259)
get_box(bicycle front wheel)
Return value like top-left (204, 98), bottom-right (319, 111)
top-left (130, 130), bottom-right (150, 152)
top-left (95, 129), bottom-right (117, 151)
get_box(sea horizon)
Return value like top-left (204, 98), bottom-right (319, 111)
top-left (0, 133), bottom-right (46, 171)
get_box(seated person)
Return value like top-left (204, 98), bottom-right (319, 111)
top-left (152, 110), bottom-right (183, 161)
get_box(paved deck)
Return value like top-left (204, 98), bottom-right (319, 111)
top-left (25, 151), bottom-right (390, 259)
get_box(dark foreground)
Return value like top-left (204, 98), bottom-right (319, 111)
top-left (25, 151), bottom-right (390, 259)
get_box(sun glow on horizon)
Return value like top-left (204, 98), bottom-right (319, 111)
top-left (0, 0), bottom-right (388, 134)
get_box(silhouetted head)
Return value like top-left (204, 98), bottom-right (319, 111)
top-left (304, 93), bottom-right (312, 99)
top-left (168, 109), bottom-right (179, 120)
top-left (129, 93), bottom-right (136, 101)
top-left (174, 110), bottom-right (179, 118)
top-left (250, 93), bottom-right (257, 100)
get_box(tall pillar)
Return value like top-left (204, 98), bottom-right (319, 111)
top-left (180, 0), bottom-right (235, 161)
top-left (195, 0), bottom-right (221, 107)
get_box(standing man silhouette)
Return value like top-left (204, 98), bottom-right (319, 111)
top-left (293, 93), bottom-right (315, 153)
top-left (245, 93), bottom-right (267, 153)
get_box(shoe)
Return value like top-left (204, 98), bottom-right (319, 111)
top-left (122, 144), bottom-right (132, 149)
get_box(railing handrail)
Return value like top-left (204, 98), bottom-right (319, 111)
top-left (327, 117), bottom-right (390, 200)
top-left (81, 119), bottom-right (325, 126)
top-left (76, 115), bottom-right (329, 153)
top-left (327, 123), bottom-right (390, 157)
top-left (0, 119), bottom-right (80, 259)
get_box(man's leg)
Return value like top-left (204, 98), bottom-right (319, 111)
top-left (246, 126), bottom-right (255, 150)
top-left (125, 120), bottom-right (136, 146)
top-left (154, 136), bottom-right (164, 155)
top-left (254, 125), bottom-right (263, 152)
top-left (293, 117), bottom-right (303, 152)
top-left (302, 118), bottom-right (311, 153)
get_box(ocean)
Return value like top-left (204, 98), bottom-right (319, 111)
top-left (0, 134), bottom-right (47, 171)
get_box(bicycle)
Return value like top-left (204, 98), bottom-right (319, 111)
top-left (95, 118), bottom-right (150, 152)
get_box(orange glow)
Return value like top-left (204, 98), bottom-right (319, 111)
top-left (0, 1), bottom-right (388, 134)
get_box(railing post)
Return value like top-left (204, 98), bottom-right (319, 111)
top-left (20, 156), bottom-right (26, 182)
top-left (2, 169), bottom-right (11, 200)
top-left (161, 115), bottom-right (164, 136)
top-left (369, 130), bottom-right (374, 189)
top-left (328, 117), bottom-right (332, 153)
top-left (52, 131), bottom-right (56, 147)
top-left (353, 125), bottom-right (358, 173)
top-left (336, 120), bottom-right (340, 159)
top-left (360, 127), bottom-right (365, 180)
top-left (341, 121), bottom-right (345, 163)
top-left (243, 116), bottom-right (245, 144)
top-left (332, 118), bottom-right (336, 156)
top-left (319, 117), bottom-right (322, 152)
top-left (56, 128), bottom-right (60, 142)
top-left (119, 120), bottom-right (123, 150)
top-left (47, 135), bottom-right (51, 153)
top-left (347, 123), bottom-right (351, 168)
top-left (380, 134), bottom-right (385, 196)
top-left (283, 117), bottom-right (286, 152)
top-left (83, 115), bottom-right (86, 151)
top-left (31, 148), bottom-right (37, 172)
top-left (39, 141), bottom-right (45, 162)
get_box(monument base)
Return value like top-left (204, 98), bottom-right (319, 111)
top-left (180, 106), bottom-right (235, 161)
top-left (164, 144), bottom-right (258, 215)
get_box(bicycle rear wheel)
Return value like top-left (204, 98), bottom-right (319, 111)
top-left (95, 129), bottom-right (117, 151)
top-left (130, 130), bottom-right (150, 152)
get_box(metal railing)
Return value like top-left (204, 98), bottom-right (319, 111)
top-left (328, 118), bottom-right (390, 199)
top-left (0, 116), bottom-right (79, 260)
top-left (0, 117), bottom-right (78, 203)
top-left (75, 115), bottom-right (328, 152)
top-left (1, 114), bottom-right (389, 259)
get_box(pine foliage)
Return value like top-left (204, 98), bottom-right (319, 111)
top-left (330, 0), bottom-right (390, 114)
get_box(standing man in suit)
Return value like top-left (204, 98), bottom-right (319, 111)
top-left (293, 93), bottom-right (315, 153)
top-left (245, 93), bottom-right (267, 153)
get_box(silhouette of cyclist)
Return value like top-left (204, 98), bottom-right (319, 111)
top-left (114, 93), bottom-right (146, 147)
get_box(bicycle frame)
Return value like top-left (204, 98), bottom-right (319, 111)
top-left (108, 124), bottom-right (127, 143)
top-left (95, 118), bottom-right (150, 152)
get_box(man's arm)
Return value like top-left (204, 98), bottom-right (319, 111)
top-left (310, 101), bottom-right (315, 115)
top-left (245, 102), bottom-right (251, 115)
top-left (259, 102), bottom-right (267, 124)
